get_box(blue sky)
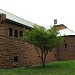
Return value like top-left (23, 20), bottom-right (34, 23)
top-left (0, 0), bottom-right (75, 31)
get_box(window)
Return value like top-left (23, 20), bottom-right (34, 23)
top-left (55, 54), bottom-right (57, 57)
top-left (14, 57), bottom-right (18, 62)
top-left (9, 28), bottom-right (13, 37)
top-left (19, 31), bottom-right (23, 37)
top-left (65, 44), bottom-right (67, 48)
top-left (14, 30), bottom-right (18, 37)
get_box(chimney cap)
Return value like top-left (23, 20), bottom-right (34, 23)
top-left (54, 19), bottom-right (57, 24)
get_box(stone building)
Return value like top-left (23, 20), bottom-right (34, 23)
top-left (0, 9), bottom-right (75, 69)
top-left (0, 9), bottom-right (56, 68)
top-left (54, 19), bottom-right (75, 60)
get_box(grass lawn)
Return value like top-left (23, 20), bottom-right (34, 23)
top-left (0, 60), bottom-right (75, 75)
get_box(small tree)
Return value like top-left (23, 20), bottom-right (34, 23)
top-left (23, 25), bottom-right (64, 67)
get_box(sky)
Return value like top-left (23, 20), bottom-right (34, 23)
top-left (0, 0), bottom-right (75, 31)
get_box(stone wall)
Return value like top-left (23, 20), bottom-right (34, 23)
top-left (57, 36), bottom-right (75, 60)
top-left (0, 13), bottom-right (75, 69)
top-left (0, 20), bottom-right (75, 68)
top-left (0, 18), bottom-right (56, 68)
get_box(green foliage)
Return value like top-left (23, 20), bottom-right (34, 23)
top-left (23, 24), bottom-right (64, 67)
top-left (23, 25), bottom-right (63, 51)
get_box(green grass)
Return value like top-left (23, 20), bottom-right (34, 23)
top-left (0, 60), bottom-right (75, 75)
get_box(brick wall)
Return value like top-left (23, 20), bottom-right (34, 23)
top-left (0, 17), bottom-right (56, 68)
top-left (0, 14), bottom-right (75, 69)
top-left (0, 20), bottom-right (75, 68)
top-left (57, 36), bottom-right (75, 60)
top-left (0, 19), bottom-right (8, 68)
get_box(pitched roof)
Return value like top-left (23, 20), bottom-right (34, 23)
top-left (0, 9), bottom-right (34, 28)
top-left (58, 28), bottom-right (75, 36)
top-left (0, 9), bottom-right (75, 36)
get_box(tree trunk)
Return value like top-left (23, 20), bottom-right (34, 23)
top-left (42, 60), bottom-right (45, 68)
top-left (41, 53), bottom-right (46, 68)
top-left (41, 50), bottom-right (48, 68)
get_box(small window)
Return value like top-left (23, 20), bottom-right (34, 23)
top-left (14, 57), bottom-right (18, 62)
top-left (9, 28), bottom-right (13, 37)
top-left (19, 31), bottom-right (23, 37)
top-left (65, 44), bottom-right (67, 48)
top-left (73, 46), bottom-right (75, 51)
top-left (55, 54), bottom-right (57, 57)
top-left (14, 66), bottom-right (17, 68)
top-left (14, 30), bottom-right (18, 37)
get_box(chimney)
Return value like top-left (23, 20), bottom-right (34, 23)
top-left (54, 19), bottom-right (57, 24)
top-left (0, 13), bottom-right (6, 23)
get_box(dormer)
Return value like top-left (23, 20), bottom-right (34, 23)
top-left (55, 24), bottom-right (67, 31)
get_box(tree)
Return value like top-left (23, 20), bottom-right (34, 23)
top-left (23, 25), bottom-right (64, 67)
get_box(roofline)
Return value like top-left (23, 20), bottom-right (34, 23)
top-left (62, 35), bottom-right (75, 37)
top-left (56, 24), bottom-right (67, 28)
top-left (0, 9), bottom-right (33, 24)
top-left (0, 9), bottom-right (34, 28)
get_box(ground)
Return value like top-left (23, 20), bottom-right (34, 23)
top-left (0, 60), bottom-right (75, 75)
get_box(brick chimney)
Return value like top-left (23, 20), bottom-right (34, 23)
top-left (54, 19), bottom-right (57, 24)
top-left (0, 13), bottom-right (6, 23)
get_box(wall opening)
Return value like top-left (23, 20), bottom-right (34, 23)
top-left (65, 44), bottom-right (67, 48)
top-left (14, 30), bottom-right (18, 37)
top-left (19, 31), bottom-right (23, 37)
top-left (55, 54), bottom-right (57, 57)
top-left (9, 28), bottom-right (13, 37)
top-left (14, 56), bottom-right (18, 62)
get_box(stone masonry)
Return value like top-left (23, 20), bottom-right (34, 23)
top-left (0, 14), bottom-right (56, 68)
top-left (0, 13), bottom-right (75, 69)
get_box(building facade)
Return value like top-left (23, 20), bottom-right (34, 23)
top-left (0, 10), bottom-right (56, 69)
top-left (54, 19), bottom-right (75, 60)
top-left (0, 9), bottom-right (75, 69)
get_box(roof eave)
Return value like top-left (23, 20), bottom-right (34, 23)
top-left (6, 19), bottom-right (32, 30)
